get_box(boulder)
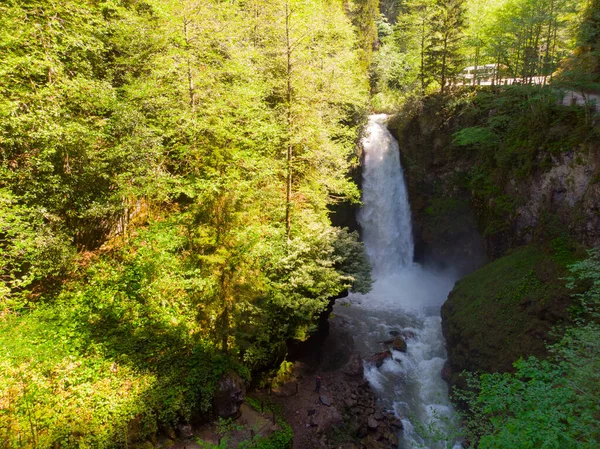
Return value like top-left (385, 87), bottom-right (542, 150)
top-left (176, 423), bottom-right (193, 439)
top-left (343, 353), bottom-right (364, 377)
top-left (319, 395), bottom-right (332, 407)
top-left (401, 330), bottom-right (416, 339)
top-left (212, 372), bottom-right (245, 418)
top-left (391, 337), bottom-right (407, 352)
top-left (368, 351), bottom-right (392, 368)
top-left (391, 419), bottom-right (403, 430)
top-left (367, 416), bottom-right (379, 430)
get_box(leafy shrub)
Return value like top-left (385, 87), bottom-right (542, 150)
top-left (457, 249), bottom-right (600, 448)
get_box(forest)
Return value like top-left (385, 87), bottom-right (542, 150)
top-left (1, 0), bottom-right (599, 448)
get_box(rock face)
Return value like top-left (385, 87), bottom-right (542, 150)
top-left (510, 150), bottom-right (600, 248)
top-left (387, 96), bottom-right (600, 269)
top-left (368, 351), bottom-right (392, 368)
top-left (387, 93), bottom-right (599, 392)
top-left (212, 372), bottom-right (245, 418)
top-left (441, 245), bottom-right (573, 389)
top-left (387, 104), bottom-right (489, 276)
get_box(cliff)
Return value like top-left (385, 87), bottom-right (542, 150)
top-left (388, 86), bottom-right (600, 384)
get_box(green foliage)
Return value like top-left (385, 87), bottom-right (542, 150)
top-left (566, 248), bottom-right (600, 316)
top-left (0, 0), bottom-right (372, 446)
top-left (0, 223), bottom-right (244, 447)
top-left (450, 85), bottom-right (597, 237)
top-left (445, 245), bottom-right (571, 376)
top-left (453, 126), bottom-right (498, 148)
top-left (456, 249), bottom-right (600, 448)
top-left (372, 0), bottom-right (587, 103)
top-left (241, 399), bottom-right (293, 449)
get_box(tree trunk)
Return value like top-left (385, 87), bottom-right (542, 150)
top-left (441, 34), bottom-right (448, 93)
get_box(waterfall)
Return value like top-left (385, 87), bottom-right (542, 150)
top-left (334, 115), bottom-right (462, 449)
top-left (359, 114), bottom-right (414, 275)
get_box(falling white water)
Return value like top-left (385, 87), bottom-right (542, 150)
top-left (334, 114), bottom-right (462, 449)
top-left (359, 115), bottom-right (413, 275)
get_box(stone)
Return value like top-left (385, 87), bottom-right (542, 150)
top-left (272, 380), bottom-right (299, 397)
top-left (388, 432), bottom-right (400, 445)
top-left (368, 351), bottom-right (392, 368)
top-left (176, 423), bottom-right (193, 439)
top-left (344, 398), bottom-right (357, 408)
top-left (343, 354), bottom-right (364, 377)
top-left (212, 371), bottom-right (245, 418)
top-left (389, 330), bottom-right (400, 337)
top-left (391, 419), bottom-right (403, 430)
top-left (319, 395), bottom-right (332, 407)
top-left (391, 337), bottom-right (407, 352)
top-left (367, 416), bottom-right (379, 430)
top-left (441, 361), bottom-right (452, 381)
top-left (356, 425), bottom-right (368, 438)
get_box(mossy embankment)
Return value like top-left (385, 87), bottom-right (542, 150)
top-left (441, 243), bottom-right (581, 388)
top-left (388, 86), bottom-right (600, 379)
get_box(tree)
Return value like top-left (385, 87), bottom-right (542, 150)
top-left (426, 0), bottom-right (467, 92)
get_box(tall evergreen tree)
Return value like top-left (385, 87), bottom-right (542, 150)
top-left (426, 0), bottom-right (466, 92)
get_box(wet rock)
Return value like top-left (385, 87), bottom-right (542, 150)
top-left (212, 372), bottom-right (245, 418)
top-left (401, 330), bottom-right (416, 339)
top-left (343, 354), bottom-right (364, 377)
top-left (367, 416), bottom-right (379, 430)
top-left (320, 395), bottom-right (332, 407)
top-left (389, 330), bottom-right (400, 337)
top-left (176, 423), bottom-right (193, 439)
top-left (387, 432), bottom-right (400, 445)
top-left (441, 360), bottom-right (452, 381)
top-left (391, 337), bottom-right (407, 352)
top-left (391, 419), bottom-right (403, 430)
top-left (368, 351), bottom-right (392, 368)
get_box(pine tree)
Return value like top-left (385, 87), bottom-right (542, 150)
top-left (426, 0), bottom-right (467, 92)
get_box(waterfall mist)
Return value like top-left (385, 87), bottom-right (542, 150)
top-left (334, 115), bottom-right (462, 448)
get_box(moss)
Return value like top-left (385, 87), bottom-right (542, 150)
top-left (442, 245), bottom-right (574, 380)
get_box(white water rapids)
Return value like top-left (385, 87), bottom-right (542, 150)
top-left (334, 114), bottom-right (462, 448)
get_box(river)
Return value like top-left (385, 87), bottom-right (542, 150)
top-left (333, 114), bottom-right (462, 449)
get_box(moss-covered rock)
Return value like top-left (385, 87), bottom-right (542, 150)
top-left (441, 245), bottom-right (575, 389)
